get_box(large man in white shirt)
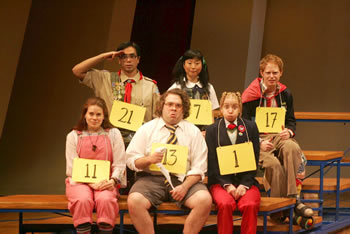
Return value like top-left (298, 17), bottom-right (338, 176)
top-left (126, 88), bottom-right (212, 234)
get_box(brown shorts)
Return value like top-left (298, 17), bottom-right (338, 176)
top-left (129, 172), bottom-right (208, 208)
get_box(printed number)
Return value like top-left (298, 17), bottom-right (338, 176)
top-left (193, 104), bottom-right (201, 119)
top-left (265, 112), bottom-right (278, 128)
top-left (118, 107), bottom-right (134, 124)
top-left (85, 164), bottom-right (97, 179)
top-left (233, 150), bottom-right (239, 168)
top-left (162, 149), bottom-right (178, 166)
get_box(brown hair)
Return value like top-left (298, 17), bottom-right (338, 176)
top-left (219, 92), bottom-right (242, 117)
top-left (155, 88), bottom-right (191, 119)
top-left (259, 54), bottom-right (284, 73)
top-left (73, 97), bottom-right (114, 131)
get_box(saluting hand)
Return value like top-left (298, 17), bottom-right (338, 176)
top-left (102, 50), bottom-right (124, 61)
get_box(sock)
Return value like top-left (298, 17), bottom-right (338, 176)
top-left (98, 222), bottom-right (114, 233)
top-left (76, 222), bottom-right (91, 234)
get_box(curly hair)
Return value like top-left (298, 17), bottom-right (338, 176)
top-left (259, 54), bottom-right (284, 73)
top-left (155, 89), bottom-right (191, 119)
top-left (73, 97), bottom-right (114, 131)
top-left (171, 49), bottom-right (210, 95)
top-left (219, 91), bottom-right (242, 117)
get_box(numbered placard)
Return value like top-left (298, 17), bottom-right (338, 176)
top-left (72, 158), bottom-right (110, 183)
top-left (109, 100), bottom-right (146, 131)
top-left (255, 107), bottom-right (286, 133)
top-left (186, 99), bottom-right (213, 125)
top-left (216, 142), bottom-right (256, 175)
top-left (149, 143), bottom-right (188, 174)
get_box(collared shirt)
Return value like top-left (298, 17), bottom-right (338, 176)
top-left (126, 117), bottom-right (208, 182)
top-left (260, 80), bottom-right (293, 137)
top-left (260, 80), bottom-right (281, 108)
top-left (169, 79), bottom-right (220, 110)
top-left (222, 118), bottom-right (249, 190)
top-left (119, 70), bottom-right (140, 83)
top-left (224, 118), bottom-right (238, 144)
top-left (82, 69), bottom-right (159, 123)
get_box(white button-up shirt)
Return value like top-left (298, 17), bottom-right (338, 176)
top-left (126, 117), bottom-right (208, 182)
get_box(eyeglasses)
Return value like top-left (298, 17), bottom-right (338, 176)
top-left (119, 54), bottom-right (138, 60)
top-left (164, 102), bottom-right (183, 109)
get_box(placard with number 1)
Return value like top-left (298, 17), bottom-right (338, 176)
top-left (216, 142), bottom-right (256, 175)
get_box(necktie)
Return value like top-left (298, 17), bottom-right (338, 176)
top-left (124, 79), bottom-right (135, 103)
top-left (192, 85), bottom-right (203, 99)
top-left (165, 125), bottom-right (178, 144)
top-left (227, 123), bottom-right (237, 144)
top-left (227, 123), bottom-right (236, 130)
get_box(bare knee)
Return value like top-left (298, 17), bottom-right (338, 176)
top-left (186, 190), bottom-right (212, 210)
top-left (127, 192), bottom-right (151, 213)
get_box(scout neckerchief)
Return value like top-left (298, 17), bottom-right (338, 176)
top-left (110, 70), bottom-right (143, 103)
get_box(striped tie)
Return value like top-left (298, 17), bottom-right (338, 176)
top-left (165, 125), bottom-right (178, 144)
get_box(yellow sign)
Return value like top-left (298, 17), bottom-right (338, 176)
top-left (72, 158), bottom-right (110, 183)
top-left (186, 99), bottom-right (213, 125)
top-left (216, 142), bottom-right (256, 175)
top-left (255, 107), bottom-right (286, 133)
top-left (109, 100), bottom-right (146, 131)
top-left (149, 143), bottom-right (188, 174)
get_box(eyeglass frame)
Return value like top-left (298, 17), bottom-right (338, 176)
top-left (164, 102), bottom-right (183, 109)
top-left (119, 53), bottom-right (138, 60)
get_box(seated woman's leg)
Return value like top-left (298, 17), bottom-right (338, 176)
top-left (65, 178), bottom-right (94, 228)
top-left (95, 188), bottom-right (118, 231)
top-left (237, 185), bottom-right (260, 234)
top-left (210, 184), bottom-right (236, 234)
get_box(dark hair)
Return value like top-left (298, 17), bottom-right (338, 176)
top-left (73, 97), bottom-right (114, 131)
top-left (116, 41), bottom-right (141, 57)
top-left (171, 49), bottom-right (210, 95)
top-left (155, 89), bottom-right (191, 119)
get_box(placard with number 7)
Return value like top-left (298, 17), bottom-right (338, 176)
top-left (186, 99), bottom-right (213, 125)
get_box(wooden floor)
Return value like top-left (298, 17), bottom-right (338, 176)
top-left (1, 192), bottom-right (350, 234)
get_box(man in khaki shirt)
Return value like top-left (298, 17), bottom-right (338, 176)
top-left (72, 41), bottom-right (160, 145)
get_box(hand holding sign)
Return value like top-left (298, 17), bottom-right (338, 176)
top-left (255, 107), bottom-right (286, 133)
top-left (279, 125), bottom-right (291, 140)
top-left (149, 143), bottom-right (188, 174)
top-left (155, 147), bottom-right (175, 190)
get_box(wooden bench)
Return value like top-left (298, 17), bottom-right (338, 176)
top-left (0, 194), bottom-right (297, 234)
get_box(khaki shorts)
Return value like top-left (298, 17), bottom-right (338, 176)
top-left (130, 172), bottom-right (208, 208)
